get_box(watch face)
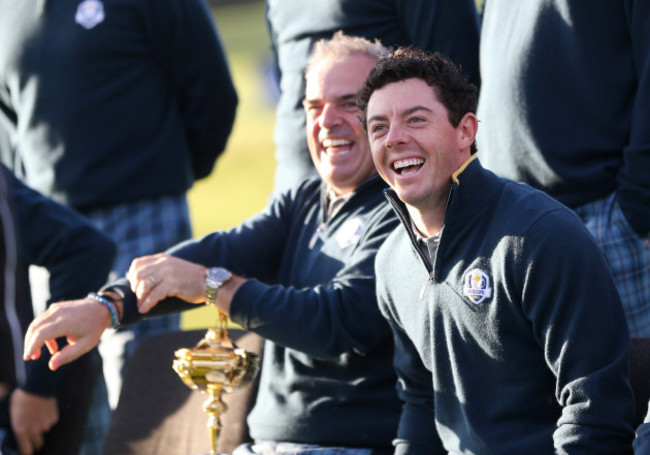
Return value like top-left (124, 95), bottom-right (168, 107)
top-left (207, 267), bottom-right (232, 285)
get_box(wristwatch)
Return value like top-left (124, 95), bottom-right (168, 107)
top-left (205, 267), bottom-right (232, 305)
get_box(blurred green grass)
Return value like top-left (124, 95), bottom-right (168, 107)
top-left (182, 0), bottom-right (275, 329)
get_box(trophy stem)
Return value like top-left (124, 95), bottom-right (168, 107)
top-left (173, 307), bottom-right (259, 455)
top-left (203, 386), bottom-right (227, 455)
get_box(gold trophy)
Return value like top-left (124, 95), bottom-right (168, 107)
top-left (173, 301), bottom-right (259, 455)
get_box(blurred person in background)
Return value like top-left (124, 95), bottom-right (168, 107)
top-left (476, 0), bottom-right (650, 336)
top-left (0, 0), bottom-right (237, 452)
top-left (0, 163), bottom-right (115, 455)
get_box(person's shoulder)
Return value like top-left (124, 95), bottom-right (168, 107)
top-left (499, 179), bottom-right (580, 226)
top-left (267, 175), bottom-right (323, 213)
top-left (496, 180), bottom-right (600, 253)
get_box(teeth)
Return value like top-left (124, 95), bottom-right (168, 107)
top-left (323, 138), bottom-right (352, 147)
top-left (394, 158), bottom-right (424, 170)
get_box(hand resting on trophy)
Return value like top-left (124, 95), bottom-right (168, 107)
top-left (127, 253), bottom-right (245, 315)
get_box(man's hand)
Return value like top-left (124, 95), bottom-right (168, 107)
top-left (23, 299), bottom-right (111, 370)
top-left (127, 253), bottom-right (210, 313)
top-left (127, 253), bottom-right (245, 315)
top-left (10, 389), bottom-right (58, 455)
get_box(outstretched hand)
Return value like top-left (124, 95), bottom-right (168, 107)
top-left (23, 299), bottom-right (111, 371)
top-left (127, 253), bottom-right (208, 313)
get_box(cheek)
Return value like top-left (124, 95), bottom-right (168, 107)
top-left (370, 140), bottom-right (384, 161)
top-left (370, 146), bottom-right (388, 175)
top-left (305, 121), bottom-right (320, 146)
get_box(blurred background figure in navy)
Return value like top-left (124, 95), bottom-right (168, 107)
top-left (0, 163), bottom-right (116, 455)
top-left (0, 0), bottom-right (238, 452)
top-left (266, 0), bottom-right (481, 194)
top-left (477, 1), bottom-right (650, 336)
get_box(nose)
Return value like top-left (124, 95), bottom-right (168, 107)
top-left (319, 103), bottom-right (341, 129)
top-left (384, 123), bottom-right (407, 149)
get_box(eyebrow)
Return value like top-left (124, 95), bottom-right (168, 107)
top-left (304, 93), bottom-right (358, 105)
top-left (367, 105), bottom-right (433, 123)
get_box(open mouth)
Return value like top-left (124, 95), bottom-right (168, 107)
top-left (392, 158), bottom-right (424, 175)
top-left (322, 138), bottom-right (352, 156)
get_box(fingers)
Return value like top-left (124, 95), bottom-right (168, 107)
top-left (11, 390), bottom-right (58, 455)
top-left (137, 284), bottom-right (167, 314)
top-left (128, 254), bottom-right (166, 302)
top-left (127, 253), bottom-right (210, 311)
top-left (23, 313), bottom-right (63, 363)
top-left (15, 429), bottom-right (39, 455)
top-left (24, 300), bottom-right (106, 369)
top-left (48, 341), bottom-right (90, 371)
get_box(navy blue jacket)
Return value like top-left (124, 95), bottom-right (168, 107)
top-left (1, 165), bottom-right (115, 396)
top-left (376, 158), bottom-right (635, 454)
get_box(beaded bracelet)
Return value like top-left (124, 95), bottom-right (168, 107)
top-left (87, 293), bottom-right (120, 329)
top-left (100, 292), bottom-right (122, 321)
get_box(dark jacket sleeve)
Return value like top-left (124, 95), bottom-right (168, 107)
top-left (144, 0), bottom-right (237, 180)
top-left (618, 0), bottom-right (650, 237)
top-left (520, 209), bottom-right (635, 453)
top-left (228, 202), bottom-right (397, 359)
top-left (6, 165), bottom-right (116, 396)
top-left (110, 183), bottom-right (396, 359)
top-left (9, 168), bottom-right (116, 304)
top-left (105, 186), bottom-right (297, 326)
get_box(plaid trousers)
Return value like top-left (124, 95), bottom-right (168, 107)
top-left (574, 193), bottom-right (650, 337)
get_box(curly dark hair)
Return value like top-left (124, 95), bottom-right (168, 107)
top-left (357, 46), bottom-right (478, 154)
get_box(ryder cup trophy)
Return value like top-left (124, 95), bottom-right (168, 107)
top-left (172, 268), bottom-right (259, 455)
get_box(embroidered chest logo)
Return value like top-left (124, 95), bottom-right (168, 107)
top-left (462, 268), bottom-right (493, 304)
top-left (75, 0), bottom-right (105, 29)
top-left (336, 217), bottom-right (364, 249)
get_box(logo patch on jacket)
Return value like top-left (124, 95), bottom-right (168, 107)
top-left (336, 217), bottom-right (364, 249)
top-left (75, 0), bottom-right (105, 29)
top-left (462, 268), bottom-right (493, 304)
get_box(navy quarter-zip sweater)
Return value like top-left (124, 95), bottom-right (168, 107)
top-left (376, 158), bottom-right (635, 454)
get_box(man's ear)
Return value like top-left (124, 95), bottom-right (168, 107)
top-left (457, 112), bottom-right (478, 151)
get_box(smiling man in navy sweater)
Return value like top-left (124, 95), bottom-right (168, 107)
top-left (356, 47), bottom-right (636, 454)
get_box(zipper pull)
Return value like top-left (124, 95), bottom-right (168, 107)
top-left (308, 225), bottom-right (323, 250)
top-left (419, 274), bottom-right (433, 300)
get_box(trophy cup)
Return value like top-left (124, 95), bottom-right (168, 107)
top-left (173, 309), bottom-right (259, 455)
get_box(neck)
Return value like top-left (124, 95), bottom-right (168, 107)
top-left (406, 205), bottom-right (444, 238)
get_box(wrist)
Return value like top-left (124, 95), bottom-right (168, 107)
top-left (87, 293), bottom-right (121, 329)
top-left (205, 267), bottom-right (232, 306)
top-left (98, 291), bottom-right (124, 321)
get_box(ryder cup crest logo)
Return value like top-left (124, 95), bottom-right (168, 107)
top-left (462, 268), bottom-right (493, 304)
top-left (336, 217), bottom-right (364, 249)
top-left (75, 0), bottom-right (105, 29)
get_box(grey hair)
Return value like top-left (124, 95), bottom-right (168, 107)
top-left (305, 31), bottom-right (389, 81)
